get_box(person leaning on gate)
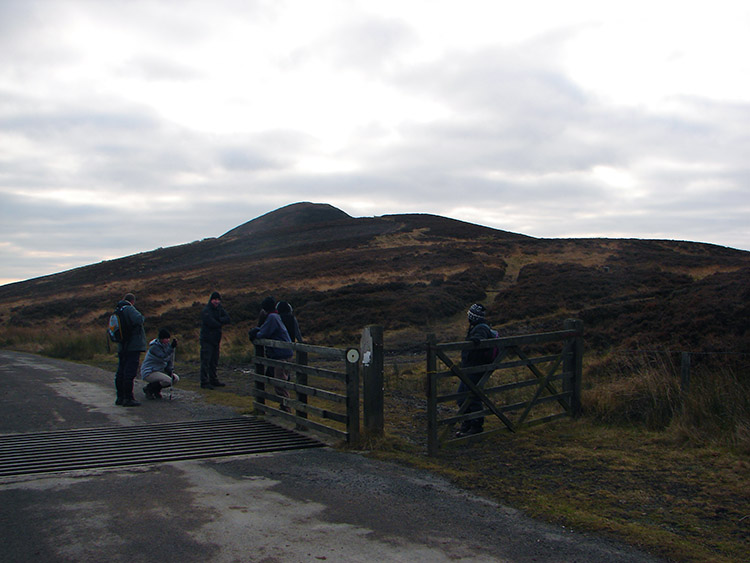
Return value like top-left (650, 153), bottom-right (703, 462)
top-left (114, 292), bottom-right (147, 407)
top-left (276, 301), bottom-right (303, 344)
top-left (199, 291), bottom-right (231, 389)
top-left (141, 328), bottom-right (180, 400)
top-left (250, 296), bottom-right (276, 376)
top-left (455, 303), bottom-right (495, 437)
top-left (249, 300), bottom-right (293, 412)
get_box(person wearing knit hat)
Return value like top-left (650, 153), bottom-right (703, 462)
top-left (455, 303), bottom-right (496, 437)
top-left (199, 291), bottom-right (231, 389)
top-left (467, 303), bottom-right (486, 324)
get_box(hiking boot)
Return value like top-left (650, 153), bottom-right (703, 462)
top-left (454, 421), bottom-right (472, 438)
top-left (115, 396), bottom-right (124, 406)
top-left (122, 398), bottom-right (141, 407)
top-left (210, 380), bottom-right (226, 387)
top-left (143, 383), bottom-right (162, 400)
top-left (200, 383), bottom-right (214, 390)
top-left (456, 425), bottom-right (483, 438)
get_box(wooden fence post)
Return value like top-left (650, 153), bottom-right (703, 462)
top-left (681, 352), bottom-right (691, 395)
top-left (346, 347), bottom-right (361, 444)
top-left (426, 333), bottom-right (439, 456)
top-left (254, 345), bottom-right (266, 406)
top-left (295, 348), bottom-right (309, 424)
top-left (563, 319), bottom-right (583, 417)
top-left (361, 326), bottom-right (384, 438)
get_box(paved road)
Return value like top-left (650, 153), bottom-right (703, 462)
top-left (0, 350), bottom-right (662, 562)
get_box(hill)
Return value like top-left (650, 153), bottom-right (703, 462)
top-left (1, 202), bottom-right (749, 355)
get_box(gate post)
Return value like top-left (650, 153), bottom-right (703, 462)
top-left (563, 319), bottom-right (583, 417)
top-left (345, 348), bottom-right (361, 444)
top-left (295, 348), bottom-right (309, 425)
top-left (254, 344), bottom-right (266, 407)
top-left (426, 333), bottom-right (439, 456)
top-left (361, 326), bottom-right (384, 438)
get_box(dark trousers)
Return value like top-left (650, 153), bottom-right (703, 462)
top-left (116, 350), bottom-right (142, 399)
top-left (200, 341), bottom-right (220, 384)
top-left (457, 371), bottom-right (484, 428)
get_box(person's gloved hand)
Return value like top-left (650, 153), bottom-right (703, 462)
top-left (248, 328), bottom-right (260, 341)
top-left (171, 339), bottom-right (178, 349)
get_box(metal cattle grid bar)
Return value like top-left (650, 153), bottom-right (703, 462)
top-left (0, 416), bottom-right (324, 477)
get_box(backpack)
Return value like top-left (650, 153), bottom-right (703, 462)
top-left (488, 328), bottom-right (500, 362)
top-left (476, 323), bottom-right (500, 363)
top-left (107, 305), bottom-right (129, 343)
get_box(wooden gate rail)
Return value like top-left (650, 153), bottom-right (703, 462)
top-left (252, 339), bottom-right (360, 444)
top-left (426, 319), bottom-right (583, 455)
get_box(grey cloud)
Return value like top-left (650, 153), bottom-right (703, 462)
top-left (119, 56), bottom-right (203, 82)
top-left (284, 14), bottom-right (417, 72)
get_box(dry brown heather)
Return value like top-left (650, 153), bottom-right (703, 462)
top-left (1, 202), bottom-right (749, 355)
top-left (1, 202), bottom-right (750, 561)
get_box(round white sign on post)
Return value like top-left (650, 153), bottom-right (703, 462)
top-left (346, 348), bottom-right (360, 364)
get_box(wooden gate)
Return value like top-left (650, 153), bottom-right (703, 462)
top-left (252, 339), bottom-right (360, 443)
top-left (251, 326), bottom-right (384, 444)
top-left (426, 319), bottom-right (583, 455)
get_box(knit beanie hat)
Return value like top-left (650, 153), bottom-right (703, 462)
top-left (467, 303), bottom-right (486, 324)
top-left (210, 291), bottom-right (221, 301)
top-left (158, 328), bottom-right (171, 340)
top-left (276, 301), bottom-right (292, 314)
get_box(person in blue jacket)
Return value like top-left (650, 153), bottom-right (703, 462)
top-left (249, 300), bottom-right (293, 411)
top-left (141, 328), bottom-right (180, 399)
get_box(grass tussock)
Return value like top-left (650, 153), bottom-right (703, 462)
top-left (585, 351), bottom-right (750, 453)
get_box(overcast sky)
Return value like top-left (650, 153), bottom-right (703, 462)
top-left (1, 0), bottom-right (749, 285)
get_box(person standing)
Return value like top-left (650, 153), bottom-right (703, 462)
top-left (277, 301), bottom-right (303, 344)
top-left (248, 300), bottom-right (293, 411)
top-left (455, 303), bottom-right (495, 437)
top-left (141, 328), bottom-right (180, 399)
top-left (199, 291), bottom-right (230, 389)
top-left (114, 292), bottom-right (147, 407)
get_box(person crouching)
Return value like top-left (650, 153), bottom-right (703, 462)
top-left (141, 328), bottom-right (180, 399)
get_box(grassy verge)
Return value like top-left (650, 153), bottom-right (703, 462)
top-left (2, 329), bottom-right (747, 562)
top-left (369, 416), bottom-right (749, 563)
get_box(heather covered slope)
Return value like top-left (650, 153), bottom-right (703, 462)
top-left (0, 202), bottom-right (748, 354)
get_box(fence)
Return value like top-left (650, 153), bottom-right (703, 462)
top-left (426, 319), bottom-right (583, 455)
top-left (250, 326), bottom-right (384, 444)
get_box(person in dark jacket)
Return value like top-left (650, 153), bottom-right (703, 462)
top-left (249, 300), bottom-right (293, 411)
top-left (250, 296), bottom-right (276, 376)
top-left (114, 292), bottom-right (148, 407)
top-left (276, 301), bottom-right (303, 343)
top-left (455, 303), bottom-right (495, 437)
top-left (141, 328), bottom-right (180, 399)
top-left (199, 291), bottom-right (231, 389)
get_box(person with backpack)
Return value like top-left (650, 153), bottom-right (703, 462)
top-left (141, 328), bottom-right (180, 399)
top-left (113, 292), bottom-right (147, 407)
top-left (455, 303), bottom-right (496, 437)
top-left (248, 300), bottom-right (293, 412)
top-left (199, 291), bottom-right (231, 389)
